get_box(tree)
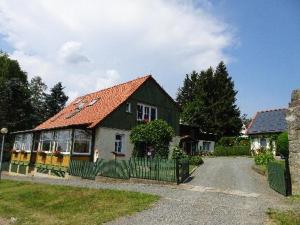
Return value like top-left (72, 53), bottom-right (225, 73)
top-left (277, 132), bottom-right (289, 157)
top-left (0, 52), bottom-right (33, 131)
top-left (177, 61), bottom-right (242, 138)
top-left (44, 82), bottom-right (68, 119)
top-left (130, 120), bottom-right (175, 158)
top-left (29, 76), bottom-right (48, 125)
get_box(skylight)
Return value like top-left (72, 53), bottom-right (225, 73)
top-left (88, 98), bottom-right (99, 106)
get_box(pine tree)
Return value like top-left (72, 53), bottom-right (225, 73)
top-left (29, 76), bottom-right (48, 125)
top-left (44, 82), bottom-right (68, 119)
top-left (177, 62), bottom-right (242, 138)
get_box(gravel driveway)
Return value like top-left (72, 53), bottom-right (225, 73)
top-left (4, 157), bottom-right (286, 225)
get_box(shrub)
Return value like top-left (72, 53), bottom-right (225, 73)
top-left (189, 155), bottom-right (204, 166)
top-left (213, 146), bottom-right (250, 156)
top-left (254, 151), bottom-right (274, 166)
top-left (130, 120), bottom-right (175, 158)
top-left (277, 132), bottom-right (289, 158)
top-left (171, 146), bottom-right (188, 160)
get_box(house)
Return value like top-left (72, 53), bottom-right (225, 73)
top-left (246, 108), bottom-right (287, 154)
top-left (179, 123), bottom-right (216, 155)
top-left (10, 75), bottom-right (180, 176)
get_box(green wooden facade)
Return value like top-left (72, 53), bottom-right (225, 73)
top-left (99, 78), bottom-right (179, 134)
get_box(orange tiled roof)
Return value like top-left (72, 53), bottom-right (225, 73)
top-left (35, 75), bottom-right (152, 130)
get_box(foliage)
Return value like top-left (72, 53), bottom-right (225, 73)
top-left (267, 209), bottom-right (300, 225)
top-left (29, 76), bottom-right (48, 125)
top-left (177, 61), bottom-right (243, 138)
top-left (189, 155), bottom-right (204, 166)
top-left (44, 82), bottom-right (69, 119)
top-left (130, 120), bottom-right (175, 158)
top-left (254, 151), bottom-right (274, 166)
top-left (277, 132), bottom-right (289, 158)
top-left (171, 146), bottom-right (188, 159)
top-left (0, 180), bottom-right (159, 225)
top-left (0, 52), bottom-right (33, 132)
top-left (0, 52), bottom-right (69, 136)
top-left (213, 146), bottom-right (251, 156)
top-left (217, 136), bottom-right (249, 147)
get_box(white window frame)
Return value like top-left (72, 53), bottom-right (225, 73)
top-left (53, 130), bottom-right (72, 155)
top-left (126, 102), bottom-right (131, 113)
top-left (40, 131), bottom-right (54, 153)
top-left (260, 138), bottom-right (267, 148)
top-left (72, 129), bottom-right (92, 155)
top-left (137, 103), bottom-right (157, 121)
top-left (114, 134), bottom-right (125, 153)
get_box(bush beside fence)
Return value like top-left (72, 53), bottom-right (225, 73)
top-left (213, 146), bottom-right (250, 156)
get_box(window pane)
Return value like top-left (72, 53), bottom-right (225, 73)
top-left (23, 134), bottom-right (33, 151)
top-left (73, 140), bottom-right (90, 154)
top-left (42, 141), bottom-right (51, 151)
top-left (74, 129), bottom-right (91, 140)
top-left (137, 105), bottom-right (143, 120)
top-left (144, 106), bottom-right (150, 120)
top-left (260, 138), bottom-right (267, 147)
top-left (42, 132), bottom-right (53, 141)
top-left (57, 142), bottom-right (68, 152)
top-left (150, 108), bottom-right (156, 121)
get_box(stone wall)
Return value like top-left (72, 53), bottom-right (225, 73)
top-left (286, 89), bottom-right (300, 193)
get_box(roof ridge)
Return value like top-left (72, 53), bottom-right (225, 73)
top-left (258, 108), bottom-right (287, 113)
top-left (75, 75), bottom-right (152, 100)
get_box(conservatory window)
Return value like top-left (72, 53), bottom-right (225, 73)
top-left (13, 134), bottom-right (23, 151)
top-left (40, 132), bottom-right (54, 152)
top-left (73, 129), bottom-right (92, 155)
top-left (54, 130), bottom-right (72, 153)
top-left (23, 133), bottom-right (33, 152)
top-left (13, 134), bottom-right (33, 152)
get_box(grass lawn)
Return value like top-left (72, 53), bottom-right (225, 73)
top-left (267, 195), bottom-right (300, 225)
top-left (0, 180), bottom-right (159, 225)
top-left (267, 209), bottom-right (300, 225)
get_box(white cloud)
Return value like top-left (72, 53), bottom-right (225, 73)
top-left (0, 0), bottom-right (235, 100)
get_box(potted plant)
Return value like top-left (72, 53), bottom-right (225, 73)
top-left (53, 150), bottom-right (63, 158)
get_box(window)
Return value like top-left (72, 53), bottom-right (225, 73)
top-left (137, 103), bottom-right (157, 121)
top-left (13, 134), bottom-right (23, 151)
top-left (54, 130), bottom-right (72, 153)
top-left (73, 129), bottom-right (92, 155)
top-left (144, 106), bottom-right (150, 120)
top-left (13, 134), bottom-right (33, 152)
top-left (115, 134), bottom-right (124, 153)
top-left (40, 132), bottom-right (54, 152)
top-left (126, 102), bottom-right (131, 113)
top-left (23, 133), bottom-right (33, 152)
top-left (137, 104), bottom-right (143, 120)
top-left (260, 138), bottom-right (267, 148)
top-left (151, 107), bottom-right (157, 121)
top-left (203, 141), bottom-right (211, 151)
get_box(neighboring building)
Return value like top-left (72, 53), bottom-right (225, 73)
top-left (10, 75), bottom-right (180, 175)
top-left (246, 109), bottom-right (287, 154)
top-left (179, 124), bottom-right (216, 155)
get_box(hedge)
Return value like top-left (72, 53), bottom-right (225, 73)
top-left (213, 146), bottom-right (251, 156)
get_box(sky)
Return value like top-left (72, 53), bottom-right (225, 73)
top-left (0, 0), bottom-right (299, 118)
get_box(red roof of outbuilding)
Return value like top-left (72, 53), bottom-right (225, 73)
top-left (35, 75), bottom-right (152, 130)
